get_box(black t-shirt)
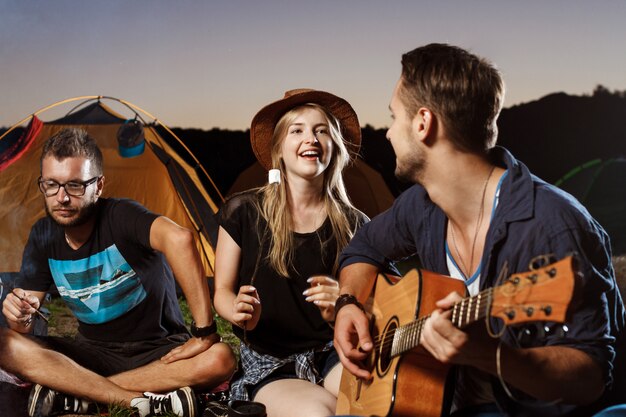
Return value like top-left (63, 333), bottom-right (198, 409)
top-left (219, 190), bottom-right (367, 357)
top-left (19, 198), bottom-right (187, 342)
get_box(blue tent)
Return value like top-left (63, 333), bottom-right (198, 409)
top-left (556, 158), bottom-right (626, 255)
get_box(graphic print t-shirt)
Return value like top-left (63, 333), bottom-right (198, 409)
top-left (19, 198), bottom-right (186, 342)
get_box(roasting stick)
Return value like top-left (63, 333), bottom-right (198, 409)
top-left (0, 282), bottom-right (49, 323)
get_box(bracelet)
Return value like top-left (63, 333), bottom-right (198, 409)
top-left (495, 340), bottom-right (515, 399)
top-left (334, 294), bottom-right (365, 321)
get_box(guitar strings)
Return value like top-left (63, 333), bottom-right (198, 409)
top-left (370, 285), bottom-right (495, 347)
top-left (367, 262), bottom-right (562, 362)
top-left (370, 286), bottom-right (497, 353)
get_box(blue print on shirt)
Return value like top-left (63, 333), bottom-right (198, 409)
top-left (48, 245), bottom-right (146, 324)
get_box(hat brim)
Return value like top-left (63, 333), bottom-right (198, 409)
top-left (250, 90), bottom-right (361, 170)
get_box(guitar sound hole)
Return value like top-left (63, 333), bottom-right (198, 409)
top-left (376, 318), bottom-right (398, 378)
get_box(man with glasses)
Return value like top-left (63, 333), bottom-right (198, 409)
top-left (0, 128), bottom-right (236, 417)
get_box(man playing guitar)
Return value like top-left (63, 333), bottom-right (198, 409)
top-left (333, 44), bottom-right (625, 417)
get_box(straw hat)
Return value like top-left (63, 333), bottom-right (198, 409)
top-left (250, 89), bottom-right (361, 170)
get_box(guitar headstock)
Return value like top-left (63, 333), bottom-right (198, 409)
top-left (490, 256), bottom-right (576, 326)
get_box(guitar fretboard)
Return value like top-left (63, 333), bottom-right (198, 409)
top-left (389, 287), bottom-right (495, 357)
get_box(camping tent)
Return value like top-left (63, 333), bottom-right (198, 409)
top-left (228, 159), bottom-right (395, 219)
top-left (556, 158), bottom-right (626, 255)
top-left (0, 96), bottom-right (223, 275)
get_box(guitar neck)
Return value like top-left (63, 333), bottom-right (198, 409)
top-left (389, 256), bottom-right (574, 357)
top-left (390, 288), bottom-right (493, 357)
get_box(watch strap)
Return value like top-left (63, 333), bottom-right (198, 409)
top-left (190, 320), bottom-right (218, 337)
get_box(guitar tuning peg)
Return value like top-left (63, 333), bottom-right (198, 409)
top-left (507, 276), bottom-right (521, 286)
top-left (525, 307), bottom-right (534, 317)
top-left (540, 305), bottom-right (552, 316)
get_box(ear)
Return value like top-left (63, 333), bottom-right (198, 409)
top-left (95, 176), bottom-right (105, 198)
top-left (412, 107), bottom-right (434, 142)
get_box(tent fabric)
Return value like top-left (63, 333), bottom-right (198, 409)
top-left (558, 158), bottom-right (626, 255)
top-left (0, 116), bottom-right (43, 172)
top-left (0, 100), bottom-right (220, 275)
top-left (49, 100), bottom-right (127, 125)
top-left (228, 159), bottom-right (395, 219)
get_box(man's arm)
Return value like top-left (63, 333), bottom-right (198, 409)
top-left (421, 292), bottom-right (605, 405)
top-left (149, 216), bottom-right (219, 361)
top-left (334, 188), bottom-right (422, 377)
top-left (333, 262), bottom-right (379, 379)
top-left (501, 344), bottom-right (603, 405)
top-left (213, 226), bottom-right (261, 330)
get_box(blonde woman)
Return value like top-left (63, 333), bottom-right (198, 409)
top-left (214, 89), bottom-right (367, 417)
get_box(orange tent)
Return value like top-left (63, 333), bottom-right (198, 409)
top-left (0, 96), bottom-right (222, 275)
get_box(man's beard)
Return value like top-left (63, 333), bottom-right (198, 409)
top-left (395, 152), bottom-right (426, 184)
top-left (45, 199), bottom-right (98, 228)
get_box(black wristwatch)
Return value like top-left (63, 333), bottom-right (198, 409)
top-left (190, 320), bottom-right (218, 337)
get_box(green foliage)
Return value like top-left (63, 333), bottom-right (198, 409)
top-left (97, 402), bottom-right (180, 417)
top-left (44, 296), bottom-right (77, 337)
top-left (99, 402), bottom-right (137, 417)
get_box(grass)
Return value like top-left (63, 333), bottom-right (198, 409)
top-left (45, 296), bottom-right (77, 337)
top-left (44, 296), bottom-right (239, 417)
top-left (99, 402), bottom-right (144, 417)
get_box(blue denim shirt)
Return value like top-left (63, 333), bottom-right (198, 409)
top-left (339, 146), bottom-right (625, 416)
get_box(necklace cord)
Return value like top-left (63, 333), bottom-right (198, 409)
top-left (449, 165), bottom-right (496, 278)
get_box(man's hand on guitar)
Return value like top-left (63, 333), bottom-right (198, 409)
top-left (334, 303), bottom-right (373, 380)
top-left (420, 291), bottom-right (497, 368)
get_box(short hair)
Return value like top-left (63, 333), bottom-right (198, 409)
top-left (40, 128), bottom-right (103, 175)
top-left (399, 43), bottom-right (505, 153)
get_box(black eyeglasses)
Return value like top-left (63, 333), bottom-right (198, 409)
top-left (37, 176), bottom-right (101, 197)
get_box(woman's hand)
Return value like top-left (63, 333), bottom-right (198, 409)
top-left (232, 285), bottom-right (261, 330)
top-left (304, 275), bottom-right (339, 322)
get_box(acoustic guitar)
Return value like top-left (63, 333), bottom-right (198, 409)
top-left (335, 256), bottom-right (576, 417)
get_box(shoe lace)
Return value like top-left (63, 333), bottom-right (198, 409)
top-left (60, 394), bottom-right (80, 412)
top-left (149, 393), bottom-right (173, 414)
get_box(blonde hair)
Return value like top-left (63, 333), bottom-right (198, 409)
top-left (257, 103), bottom-right (358, 277)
